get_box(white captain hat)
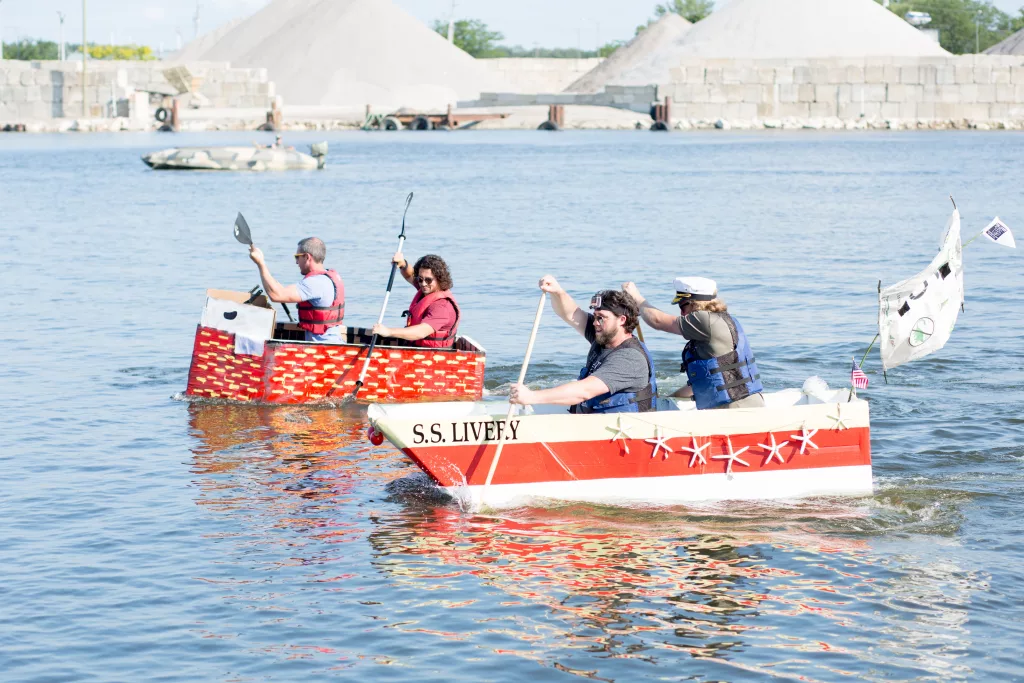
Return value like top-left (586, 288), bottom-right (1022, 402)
top-left (671, 276), bottom-right (718, 304)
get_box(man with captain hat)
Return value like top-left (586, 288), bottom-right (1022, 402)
top-left (622, 277), bottom-right (765, 410)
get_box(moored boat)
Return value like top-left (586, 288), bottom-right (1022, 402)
top-left (143, 142), bottom-right (328, 171)
top-left (367, 390), bottom-right (871, 508)
top-left (185, 289), bottom-right (485, 404)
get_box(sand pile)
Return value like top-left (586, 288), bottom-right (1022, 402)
top-left (174, 0), bottom-right (504, 109)
top-left (985, 29), bottom-right (1024, 54)
top-left (171, 18), bottom-right (244, 62)
top-left (565, 14), bottom-right (691, 94)
top-left (612, 0), bottom-right (949, 86)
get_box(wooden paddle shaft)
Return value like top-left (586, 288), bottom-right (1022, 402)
top-left (484, 292), bottom-right (546, 489)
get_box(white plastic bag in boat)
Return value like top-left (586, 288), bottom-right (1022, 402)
top-left (878, 208), bottom-right (965, 371)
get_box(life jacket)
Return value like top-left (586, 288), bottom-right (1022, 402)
top-left (681, 313), bottom-right (763, 410)
top-left (404, 290), bottom-right (460, 348)
top-left (573, 337), bottom-right (658, 414)
top-left (297, 269), bottom-right (345, 335)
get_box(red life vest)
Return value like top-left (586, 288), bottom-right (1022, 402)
top-left (297, 269), bottom-right (345, 335)
top-left (405, 290), bottom-right (460, 348)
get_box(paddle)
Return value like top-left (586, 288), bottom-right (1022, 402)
top-left (483, 291), bottom-right (547, 495)
top-left (234, 212), bottom-right (294, 322)
top-left (341, 192), bottom-right (414, 400)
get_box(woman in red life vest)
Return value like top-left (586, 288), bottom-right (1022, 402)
top-left (371, 253), bottom-right (459, 348)
top-left (249, 237), bottom-right (345, 342)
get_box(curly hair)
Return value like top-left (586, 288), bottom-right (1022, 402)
top-left (687, 298), bottom-right (729, 313)
top-left (594, 289), bottom-right (640, 334)
top-left (413, 254), bottom-right (453, 291)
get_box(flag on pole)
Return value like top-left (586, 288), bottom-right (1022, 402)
top-left (850, 357), bottom-right (869, 389)
top-left (878, 208), bottom-right (965, 371)
top-left (981, 217), bottom-right (1015, 248)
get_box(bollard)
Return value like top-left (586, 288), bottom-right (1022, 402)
top-left (171, 98), bottom-right (180, 132)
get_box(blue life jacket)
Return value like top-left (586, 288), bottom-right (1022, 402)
top-left (573, 337), bottom-right (658, 414)
top-left (681, 314), bottom-right (763, 410)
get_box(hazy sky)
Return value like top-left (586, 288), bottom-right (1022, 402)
top-left (3, 0), bottom-right (1023, 52)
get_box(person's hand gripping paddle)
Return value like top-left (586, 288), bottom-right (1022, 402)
top-left (334, 192), bottom-right (414, 400)
top-left (233, 212), bottom-right (295, 322)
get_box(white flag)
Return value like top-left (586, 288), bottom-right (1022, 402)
top-left (878, 208), bottom-right (965, 371)
top-left (981, 217), bottom-right (1016, 248)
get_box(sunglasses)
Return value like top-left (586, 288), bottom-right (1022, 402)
top-left (294, 253), bottom-right (308, 260)
top-left (415, 276), bottom-right (435, 285)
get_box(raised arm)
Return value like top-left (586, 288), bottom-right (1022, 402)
top-left (392, 251), bottom-right (416, 286)
top-left (539, 275), bottom-right (588, 336)
top-left (250, 246), bottom-right (302, 303)
top-left (622, 282), bottom-right (681, 335)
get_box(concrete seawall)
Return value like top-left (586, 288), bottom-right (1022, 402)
top-left (478, 58), bottom-right (604, 94)
top-left (0, 60), bottom-right (274, 123)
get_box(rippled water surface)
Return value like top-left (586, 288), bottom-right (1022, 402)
top-left (1, 130), bottom-right (1022, 681)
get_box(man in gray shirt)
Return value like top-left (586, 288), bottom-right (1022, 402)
top-left (510, 276), bottom-right (656, 413)
top-left (623, 277), bottom-right (765, 410)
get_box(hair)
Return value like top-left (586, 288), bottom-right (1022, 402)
top-left (687, 298), bottom-right (729, 313)
top-left (595, 289), bottom-right (640, 334)
top-left (296, 237), bottom-right (326, 264)
top-left (413, 254), bottom-right (453, 291)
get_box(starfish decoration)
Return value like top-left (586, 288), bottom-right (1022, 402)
top-left (757, 432), bottom-right (789, 466)
top-left (605, 417), bottom-right (634, 454)
top-left (644, 425), bottom-right (673, 460)
top-left (678, 436), bottom-right (711, 468)
top-left (790, 424), bottom-right (819, 455)
top-left (826, 405), bottom-right (849, 431)
top-left (712, 436), bottom-right (750, 475)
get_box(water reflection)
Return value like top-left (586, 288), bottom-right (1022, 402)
top-left (367, 503), bottom-right (980, 680)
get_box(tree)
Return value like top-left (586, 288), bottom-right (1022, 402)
top-left (2, 39), bottom-right (59, 60)
top-left (431, 18), bottom-right (504, 58)
top-left (878, 0), bottom-right (1019, 53)
top-left (654, 0), bottom-right (714, 23)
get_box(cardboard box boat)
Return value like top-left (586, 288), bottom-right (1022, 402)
top-left (185, 290), bottom-right (486, 404)
top-left (367, 390), bottom-right (872, 508)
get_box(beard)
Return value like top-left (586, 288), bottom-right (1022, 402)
top-left (594, 325), bottom-right (617, 347)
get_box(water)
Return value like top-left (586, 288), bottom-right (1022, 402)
top-left (1, 130), bottom-right (1022, 681)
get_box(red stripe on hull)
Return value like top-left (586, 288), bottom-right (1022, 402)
top-left (402, 427), bottom-right (871, 488)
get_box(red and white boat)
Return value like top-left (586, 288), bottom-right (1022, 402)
top-left (184, 289), bottom-right (485, 404)
top-left (367, 390), bottom-right (871, 508)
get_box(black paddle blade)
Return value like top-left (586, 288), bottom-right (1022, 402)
top-left (234, 212), bottom-right (253, 246)
top-left (399, 192), bottom-right (414, 237)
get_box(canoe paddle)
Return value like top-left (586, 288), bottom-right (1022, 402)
top-left (233, 212), bottom-right (294, 323)
top-left (339, 192), bottom-right (414, 400)
top-left (483, 291), bottom-right (547, 497)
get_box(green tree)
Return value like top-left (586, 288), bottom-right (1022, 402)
top-left (2, 39), bottom-right (59, 60)
top-left (654, 0), bottom-right (714, 23)
top-left (431, 18), bottom-right (504, 57)
top-left (878, 0), bottom-right (1018, 53)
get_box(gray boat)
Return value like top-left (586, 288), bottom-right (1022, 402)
top-left (142, 142), bottom-right (328, 171)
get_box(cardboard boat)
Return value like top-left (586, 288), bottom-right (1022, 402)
top-left (184, 289), bottom-right (486, 404)
top-left (142, 143), bottom-right (328, 171)
top-left (367, 390), bottom-right (871, 508)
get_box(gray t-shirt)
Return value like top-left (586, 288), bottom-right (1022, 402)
top-left (583, 315), bottom-right (651, 395)
top-left (677, 310), bottom-right (735, 359)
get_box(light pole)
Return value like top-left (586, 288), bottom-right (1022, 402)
top-left (82, 0), bottom-right (87, 117)
top-left (58, 12), bottom-right (66, 61)
top-left (446, 0), bottom-right (457, 43)
top-left (1, 0), bottom-right (5, 61)
top-left (976, 10), bottom-right (981, 53)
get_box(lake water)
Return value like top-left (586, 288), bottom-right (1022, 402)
top-left (1, 130), bottom-right (1022, 681)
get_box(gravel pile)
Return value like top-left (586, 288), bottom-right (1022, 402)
top-left (612, 0), bottom-right (949, 86)
top-left (174, 0), bottom-right (504, 108)
top-left (564, 14), bottom-right (691, 94)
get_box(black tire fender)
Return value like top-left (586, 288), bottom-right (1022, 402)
top-left (650, 121), bottom-right (669, 131)
top-left (538, 120), bottom-right (560, 131)
top-left (155, 107), bottom-right (170, 123)
top-left (411, 116), bottom-right (432, 130)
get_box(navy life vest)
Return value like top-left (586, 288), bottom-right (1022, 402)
top-left (573, 337), bottom-right (658, 414)
top-left (297, 269), bottom-right (345, 335)
top-left (681, 313), bottom-right (763, 410)
top-left (404, 290), bottom-right (460, 348)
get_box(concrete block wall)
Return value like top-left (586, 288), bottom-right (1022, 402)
top-left (0, 60), bottom-right (275, 122)
top-left (659, 54), bottom-right (1024, 125)
top-left (479, 58), bottom-right (604, 94)
top-left (468, 84), bottom-right (659, 113)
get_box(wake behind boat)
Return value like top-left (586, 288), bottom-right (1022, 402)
top-left (142, 142), bottom-right (327, 171)
top-left (368, 389), bottom-right (871, 508)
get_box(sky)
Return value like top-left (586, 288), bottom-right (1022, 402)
top-left (3, 0), bottom-right (1023, 52)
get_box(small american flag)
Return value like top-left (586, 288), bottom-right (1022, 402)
top-left (850, 358), bottom-right (869, 389)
